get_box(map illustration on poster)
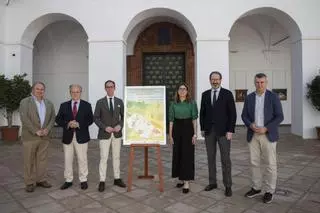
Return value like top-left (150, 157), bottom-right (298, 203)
top-left (123, 86), bottom-right (166, 145)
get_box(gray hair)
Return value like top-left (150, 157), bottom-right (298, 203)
top-left (32, 81), bottom-right (46, 90)
top-left (255, 73), bottom-right (267, 79)
top-left (69, 84), bottom-right (82, 93)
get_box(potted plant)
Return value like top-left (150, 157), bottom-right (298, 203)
top-left (306, 74), bottom-right (320, 139)
top-left (0, 73), bottom-right (32, 141)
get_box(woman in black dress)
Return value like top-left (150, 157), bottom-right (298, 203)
top-left (169, 83), bottom-right (198, 193)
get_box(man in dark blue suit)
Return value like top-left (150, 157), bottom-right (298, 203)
top-left (241, 73), bottom-right (283, 204)
top-left (56, 84), bottom-right (93, 190)
top-left (200, 71), bottom-right (237, 197)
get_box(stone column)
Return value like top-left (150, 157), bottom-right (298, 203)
top-left (301, 38), bottom-right (320, 138)
top-left (196, 38), bottom-right (230, 137)
top-left (88, 40), bottom-right (126, 138)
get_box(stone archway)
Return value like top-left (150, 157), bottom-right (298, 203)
top-left (229, 7), bottom-right (302, 136)
top-left (124, 8), bottom-right (197, 98)
top-left (20, 13), bottom-right (89, 110)
top-left (124, 9), bottom-right (197, 132)
top-left (127, 22), bottom-right (194, 97)
top-left (127, 22), bottom-right (195, 132)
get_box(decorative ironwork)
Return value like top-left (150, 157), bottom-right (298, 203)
top-left (143, 53), bottom-right (185, 101)
top-left (143, 53), bottom-right (185, 132)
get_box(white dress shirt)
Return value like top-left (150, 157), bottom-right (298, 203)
top-left (255, 92), bottom-right (265, 128)
top-left (33, 95), bottom-right (46, 128)
top-left (71, 99), bottom-right (80, 111)
top-left (106, 96), bottom-right (114, 110)
top-left (211, 87), bottom-right (221, 104)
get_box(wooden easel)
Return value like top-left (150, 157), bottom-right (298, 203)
top-left (127, 144), bottom-right (164, 192)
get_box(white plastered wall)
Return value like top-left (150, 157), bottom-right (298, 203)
top-left (0, 4), bottom-right (5, 75)
top-left (229, 16), bottom-right (291, 125)
top-left (33, 21), bottom-right (88, 111)
top-left (1, 0), bottom-right (320, 138)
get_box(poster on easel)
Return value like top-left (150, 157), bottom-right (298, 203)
top-left (123, 86), bottom-right (166, 145)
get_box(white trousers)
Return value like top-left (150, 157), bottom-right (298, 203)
top-left (99, 134), bottom-right (121, 181)
top-left (249, 133), bottom-right (277, 193)
top-left (63, 134), bottom-right (88, 182)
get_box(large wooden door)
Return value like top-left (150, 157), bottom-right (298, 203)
top-left (127, 22), bottom-right (194, 97)
top-left (143, 53), bottom-right (185, 132)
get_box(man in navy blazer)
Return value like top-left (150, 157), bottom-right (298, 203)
top-left (241, 73), bottom-right (283, 204)
top-left (55, 84), bottom-right (93, 190)
top-left (200, 71), bottom-right (237, 197)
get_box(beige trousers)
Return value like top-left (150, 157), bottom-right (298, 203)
top-left (99, 134), bottom-right (121, 181)
top-left (249, 133), bottom-right (277, 193)
top-left (23, 139), bottom-right (49, 185)
top-left (63, 134), bottom-right (88, 182)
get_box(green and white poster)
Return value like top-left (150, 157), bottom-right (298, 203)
top-left (123, 86), bottom-right (166, 145)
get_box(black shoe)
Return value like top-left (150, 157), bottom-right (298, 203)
top-left (25, 184), bottom-right (35, 192)
top-left (244, 188), bottom-right (262, 198)
top-left (60, 182), bottom-right (72, 190)
top-left (36, 181), bottom-right (52, 188)
top-left (98, 182), bottom-right (105, 192)
top-left (176, 183), bottom-right (184, 188)
top-left (263, 192), bottom-right (273, 204)
top-left (80, 182), bottom-right (88, 190)
top-left (225, 187), bottom-right (232, 197)
top-left (182, 188), bottom-right (189, 194)
top-left (204, 184), bottom-right (217, 191)
top-left (114, 179), bottom-right (126, 188)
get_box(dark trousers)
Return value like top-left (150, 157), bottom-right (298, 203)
top-left (205, 126), bottom-right (232, 187)
top-left (172, 118), bottom-right (195, 181)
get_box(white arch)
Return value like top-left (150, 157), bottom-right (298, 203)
top-left (19, 13), bottom-right (90, 107)
top-left (228, 7), bottom-right (303, 136)
top-left (21, 13), bottom-right (88, 47)
top-left (123, 8), bottom-right (197, 55)
top-left (229, 7), bottom-right (301, 42)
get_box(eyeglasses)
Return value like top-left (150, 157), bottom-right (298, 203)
top-left (211, 79), bottom-right (221, 81)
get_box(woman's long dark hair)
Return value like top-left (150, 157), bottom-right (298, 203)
top-left (174, 83), bottom-right (191, 103)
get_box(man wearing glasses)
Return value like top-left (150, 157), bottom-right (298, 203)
top-left (94, 80), bottom-right (126, 192)
top-left (200, 71), bottom-right (237, 197)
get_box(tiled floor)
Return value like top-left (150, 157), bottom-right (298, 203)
top-left (0, 126), bottom-right (320, 213)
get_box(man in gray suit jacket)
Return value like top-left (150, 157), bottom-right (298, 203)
top-left (19, 82), bottom-right (56, 192)
top-left (241, 73), bottom-right (284, 204)
top-left (94, 80), bottom-right (126, 192)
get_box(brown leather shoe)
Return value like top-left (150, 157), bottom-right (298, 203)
top-left (36, 181), bottom-right (52, 188)
top-left (25, 184), bottom-right (35, 192)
